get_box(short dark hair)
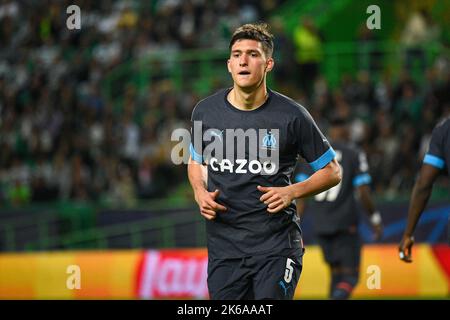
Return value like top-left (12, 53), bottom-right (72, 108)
top-left (229, 23), bottom-right (274, 57)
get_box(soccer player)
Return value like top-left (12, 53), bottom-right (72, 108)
top-left (295, 116), bottom-right (383, 300)
top-left (399, 116), bottom-right (450, 263)
top-left (187, 23), bottom-right (341, 300)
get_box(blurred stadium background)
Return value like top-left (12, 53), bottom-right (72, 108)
top-left (0, 0), bottom-right (449, 299)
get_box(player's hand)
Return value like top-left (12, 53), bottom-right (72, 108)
top-left (257, 185), bottom-right (295, 214)
top-left (398, 235), bottom-right (414, 263)
top-left (194, 189), bottom-right (227, 220)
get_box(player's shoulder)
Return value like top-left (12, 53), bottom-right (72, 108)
top-left (270, 89), bottom-right (310, 116)
top-left (192, 88), bottom-right (228, 116)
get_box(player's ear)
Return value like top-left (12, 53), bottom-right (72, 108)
top-left (227, 59), bottom-right (231, 73)
top-left (265, 57), bottom-right (274, 73)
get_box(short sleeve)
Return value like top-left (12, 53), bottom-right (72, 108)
top-left (293, 106), bottom-right (335, 172)
top-left (423, 125), bottom-right (445, 170)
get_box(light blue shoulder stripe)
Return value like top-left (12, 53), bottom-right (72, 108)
top-left (423, 154), bottom-right (444, 169)
top-left (309, 148), bottom-right (336, 172)
top-left (189, 143), bottom-right (203, 163)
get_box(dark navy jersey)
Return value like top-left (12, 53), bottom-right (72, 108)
top-left (423, 116), bottom-right (450, 176)
top-left (190, 88), bottom-right (335, 259)
top-left (294, 141), bottom-right (371, 235)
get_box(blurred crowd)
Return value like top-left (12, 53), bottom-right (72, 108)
top-left (0, 0), bottom-right (282, 206)
top-left (0, 0), bottom-right (448, 207)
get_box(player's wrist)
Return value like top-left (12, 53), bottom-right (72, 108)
top-left (286, 184), bottom-right (298, 201)
top-left (193, 186), bottom-right (207, 200)
top-left (289, 183), bottom-right (303, 200)
top-left (370, 211), bottom-right (382, 226)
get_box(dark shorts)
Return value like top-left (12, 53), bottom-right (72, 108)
top-left (207, 247), bottom-right (304, 300)
top-left (316, 231), bottom-right (361, 269)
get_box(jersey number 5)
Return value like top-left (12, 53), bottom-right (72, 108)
top-left (284, 258), bottom-right (295, 283)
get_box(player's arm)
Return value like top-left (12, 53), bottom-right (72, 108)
top-left (187, 156), bottom-right (207, 195)
top-left (291, 159), bottom-right (341, 199)
top-left (188, 156), bottom-right (226, 220)
top-left (258, 159), bottom-right (341, 213)
top-left (358, 184), bottom-right (383, 241)
top-left (399, 164), bottom-right (441, 262)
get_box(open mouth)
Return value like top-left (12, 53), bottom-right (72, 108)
top-left (238, 71), bottom-right (251, 75)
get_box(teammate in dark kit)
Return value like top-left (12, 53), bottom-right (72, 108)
top-left (295, 116), bottom-right (383, 299)
top-left (399, 116), bottom-right (450, 262)
top-left (187, 23), bottom-right (341, 300)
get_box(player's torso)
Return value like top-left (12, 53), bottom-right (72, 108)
top-left (193, 89), bottom-right (303, 258)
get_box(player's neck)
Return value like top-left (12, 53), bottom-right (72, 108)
top-left (228, 85), bottom-right (268, 111)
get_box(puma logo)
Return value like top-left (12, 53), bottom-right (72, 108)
top-left (278, 280), bottom-right (291, 296)
top-left (210, 130), bottom-right (223, 142)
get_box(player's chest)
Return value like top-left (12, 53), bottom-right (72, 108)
top-left (200, 112), bottom-right (293, 156)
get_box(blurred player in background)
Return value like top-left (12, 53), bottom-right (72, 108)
top-left (295, 116), bottom-right (383, 299)
top-left (187, 23), bottom-right (341, 300)
top-left (399, 116), bottom-right (450, 263)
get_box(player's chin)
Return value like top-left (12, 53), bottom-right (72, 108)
top-left (234, 77), bottom-right (257, 88)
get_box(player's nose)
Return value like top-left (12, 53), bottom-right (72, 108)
top-left (239, 55), bottom-right (248, 66)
